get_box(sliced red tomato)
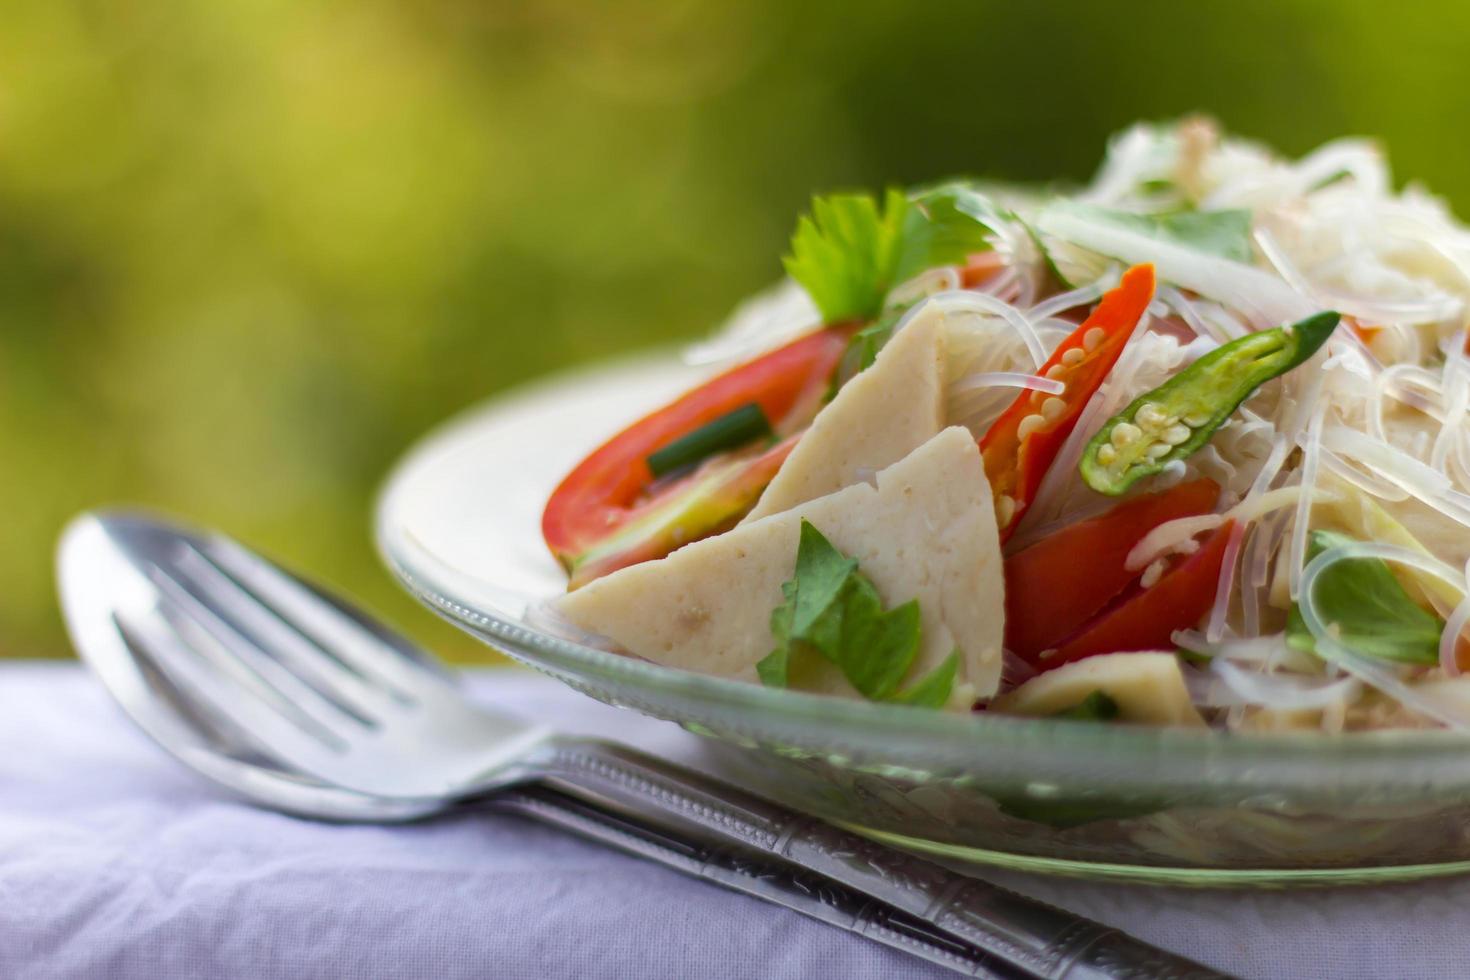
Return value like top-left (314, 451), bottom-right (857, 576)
top-left (979, 264), bottom-right (1156, 541)
top-left (567, 434), bottom-right (801, 587)
top-left (542, 325), bottom-right (852, 586)
top-left (1004, 478), bottom-right (1221, 661)
top-left (1041, 520), bottom-right (1235, 667)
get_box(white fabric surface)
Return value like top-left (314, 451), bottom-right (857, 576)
top-left (3, 661), bottom-right (1467, 979)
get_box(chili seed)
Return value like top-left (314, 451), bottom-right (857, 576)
top-left (1110, 422), bottom-right (1142, 448)
top-left (1162, 423), bottom-right (1192, 445)
top-left (1016, 413), bottom-right (1046, 441)
top-left (1136, 403), bottom-right (1169, 430)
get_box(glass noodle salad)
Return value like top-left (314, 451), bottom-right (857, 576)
top-left (541, 119), bottom-right (1470, 733)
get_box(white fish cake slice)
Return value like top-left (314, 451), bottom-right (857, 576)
top-left (556, 426), bottom-right (1004, 707)
top-left (743, 304), bottom-right (946, 523)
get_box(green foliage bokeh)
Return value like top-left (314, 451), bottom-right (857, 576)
top-left (4, 0), bottom-right (1470, 659)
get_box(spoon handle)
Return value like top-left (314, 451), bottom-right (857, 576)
top-left (535, 739), bottom-right (1232, 980)
top-left (491, 783), bottom-right (1025, 978)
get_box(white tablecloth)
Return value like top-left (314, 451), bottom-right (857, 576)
top-left (3, 661), bottom-right (1467, 979)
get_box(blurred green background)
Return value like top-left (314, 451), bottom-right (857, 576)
top-left (5, 0), bottom-right (1470, 660)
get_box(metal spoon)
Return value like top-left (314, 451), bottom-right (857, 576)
top-left (56, 510), bottom-right (1229, 980)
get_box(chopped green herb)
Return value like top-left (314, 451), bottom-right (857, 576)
top-left (645, 403), bottom-right (772, 478)
top-left (756, 520), bottom-right (952, 707)
top-left (909, 182), bottom-right (1007, 267)
top-left (826, 305), bottom-right (909, 399)
top-left (783, 185), bottom-right (997, 324)
top-left (1033, 201), bottom-right (1256, 286)
top-left (1286, 530), bottom-right (1443, 666)
top-left (1076, 205), bottom-right (1255, 262)
top-left (893, 652), bottom-right (960, 708)
top-left (1080, 311), bottom-right (1340, 495)
top-left (1052, 691), bottom-right (1121, 721)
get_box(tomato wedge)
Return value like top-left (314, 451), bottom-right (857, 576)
top-left (1042, 520), bottom-right (1235, 667)
top-left (567, 435), bottom-right (801, 587)
top-left (1004, 478), bottom-right (1221, 661)
top-left (543, 325), bottom-right (852, 585)
top-left (979, 264), bottom-right (1156, 541)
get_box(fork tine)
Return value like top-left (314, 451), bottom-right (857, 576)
top-left (115, 603), bottom-right (350, 766)
top-left (199, 536), bottom-right (455, 701)
top-left (170, 544), bottom-right (406, 723)
top-left (148, 560), bottom-right (379, 732)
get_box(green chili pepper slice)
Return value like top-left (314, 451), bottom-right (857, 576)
top-left (1079, 311), bottom-right (1340, 496)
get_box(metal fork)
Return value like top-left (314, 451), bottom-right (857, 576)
top-left (57, 510), bottom-right (1229, 980)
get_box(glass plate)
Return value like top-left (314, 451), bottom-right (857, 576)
top-left (376, 353), bottom-right (1470, 886)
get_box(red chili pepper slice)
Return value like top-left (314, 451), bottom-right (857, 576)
top-left (979, 264), bottom-right (1156, 541)
top-left (1041, 519), bottom-right (1235, 668)
top-left (1004, 478), bottom-right (1221, 662)
top-left (542, 325), bottom-right (852, 585)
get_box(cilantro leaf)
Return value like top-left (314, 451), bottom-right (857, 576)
top-left (1033, 200), bottom-right (1255, 286)
top-left (1053, 691), bottom-right (1121, 721)
top-left (755, 644), bottom-right (790, 688)
top-left (783, 185), bottom-right (998, 324)
top-left (1051, 202), bottom-right (1254, 262)
top-left (788, 520), bottom-right (857, 637)
top-left (757, 519), bottom-right (944, 707)
top-left (826, 304), bottom-right (910, 400)
top-left (756, 580), bottom-right (799, 687)
top-left (893, 651), bottom-right (959, 708)
top-left (836, 581), bottom-right (920, 700)
top-left (910, 183), bottom-right (1006, 265)
top-left (1286, 530), bottom-right (1443, 665)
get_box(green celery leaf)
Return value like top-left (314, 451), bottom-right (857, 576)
top-left (893, 651), bottom-right (958, 709)
top-left (783, 191), bottom-right (903, 324)
top-left (783, 185), bottom-right (999, 324)
top-left (1286, 530), bottom-right (1443, 665)
top-left (1053, 691), bottom-right (1121, 721)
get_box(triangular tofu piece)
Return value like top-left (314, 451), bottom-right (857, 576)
top-left (556, 426), bottom-right (1004, 706)
top-left (742, 303), bottom-right (946, 523)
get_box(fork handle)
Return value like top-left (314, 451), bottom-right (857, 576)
top-left (535, 739), bottom-right (1231, 980)
top-left (492, 784), bottom-right (1022, 978)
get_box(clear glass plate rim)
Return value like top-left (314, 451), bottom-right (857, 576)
top-left (376, 500), bottom-right (1470, 780)
top-left (372, 355), bottom-right (1470, 794)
